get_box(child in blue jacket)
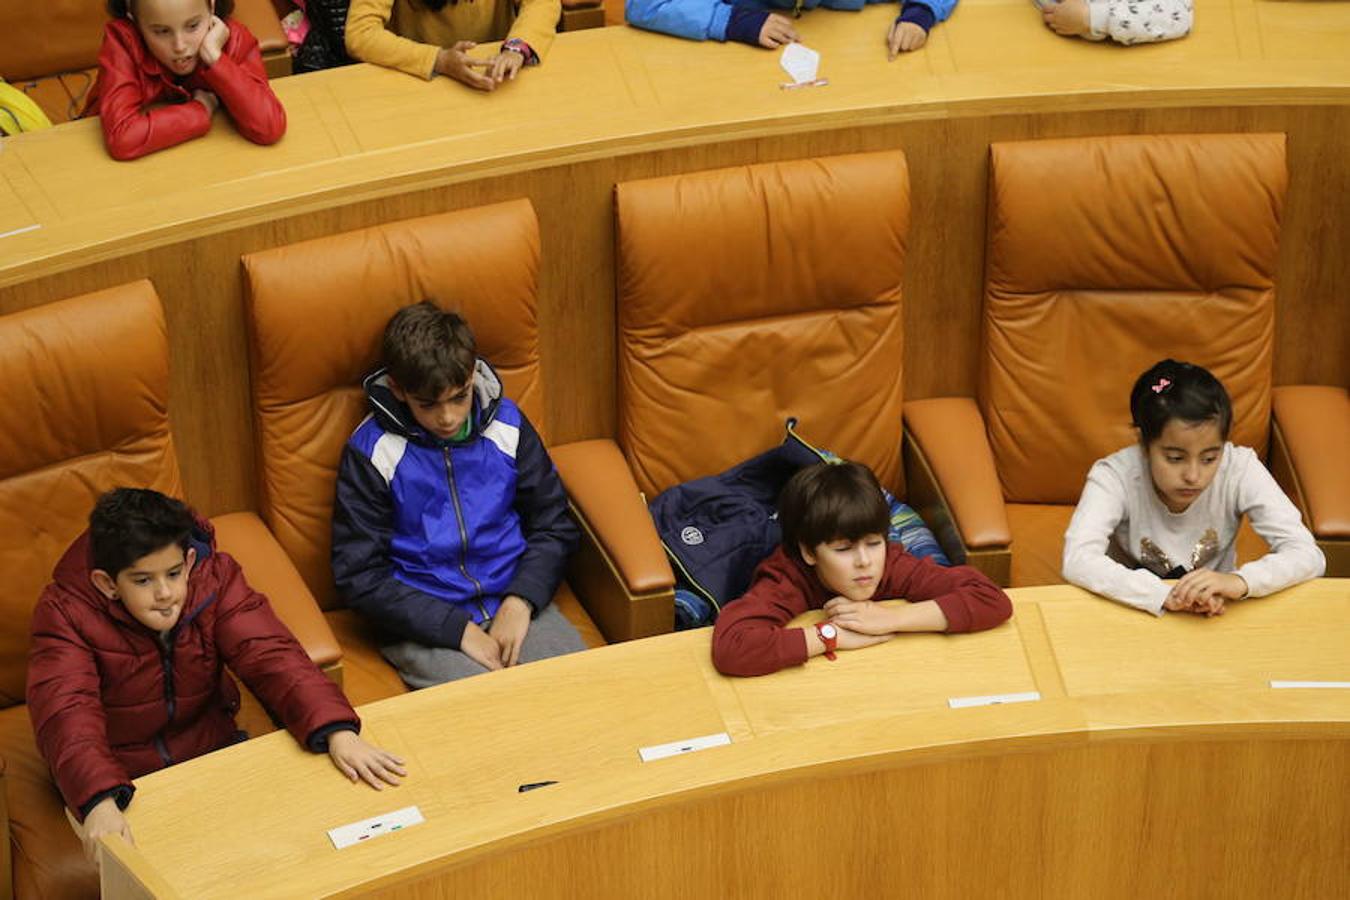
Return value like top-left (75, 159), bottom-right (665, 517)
top-left (626, 0), bottom-right (956, 58)
top-left (331, 302), bottom-right (583, 688)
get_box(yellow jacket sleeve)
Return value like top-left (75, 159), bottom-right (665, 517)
top-left (345, 0), bottom-right (441, 80)
top-left (507, 0), bottom-right (563, 61)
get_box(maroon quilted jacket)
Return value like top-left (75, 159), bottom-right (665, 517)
top-left (27, 519), bottom-right (358, 820)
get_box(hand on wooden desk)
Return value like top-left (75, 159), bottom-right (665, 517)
top-left (327, 730), bottom-right (407, 790)
top-left (759, 15), bottom-right (801, 49)
top-left (1163, 571), bottom-right (1248, 617)
top-left (887, 20), bottom-right (928, 58)
top-left (435, 42), bottom-right (499, 92)
top-left (489, 595), bottom-right (532, 667)
top-left (488, 49), bottom-right (525, 84)
top-left (824, 597), bottom-right (950, 634)
top-left (1042, 0), bottom-right (1091, 37)
top-left (193, 89), bottom-right (219, 117)
top-left (82, 796), bottom-right (134, 863)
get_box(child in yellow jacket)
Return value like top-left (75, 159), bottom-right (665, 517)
top-left (345, 0), bottom-right (560, 91)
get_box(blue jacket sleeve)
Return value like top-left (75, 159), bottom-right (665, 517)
top-left (504, 414), bottom-right (580, 613)
top-left (900, 0), bottom-right (956, 25)
top-left (331, 443), bottom-right (473, 649)
top-left (626, 0), bottom-right (736, 41)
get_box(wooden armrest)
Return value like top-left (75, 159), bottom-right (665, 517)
top-left (0, 749), bottom-right (10, 900)
top-left (903, 398), bottom-right (1012, 586)
top-left (209, 512), bottom-right (343, 677)
top-left (551, 439), bottom-right (674, 642)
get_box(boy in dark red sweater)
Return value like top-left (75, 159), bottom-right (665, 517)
top-left (711, 462), bottom-right (1012, 676)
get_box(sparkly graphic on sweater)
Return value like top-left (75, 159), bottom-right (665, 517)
top-left (1139, 527), bottom-right (1219, 577)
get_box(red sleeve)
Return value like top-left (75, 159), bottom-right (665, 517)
top-left (198, 22), bottom-right (286, 146)
top-left (26, 596), bottom-right (133, 820)
top-left (94, 22), bottom-right (212, 161)
top-left (710, 555), bottom-right (814, 677)
top-left (210, 555), bottom-right (357, 748)
top-left (883, 548), bottom-right (1013, 633)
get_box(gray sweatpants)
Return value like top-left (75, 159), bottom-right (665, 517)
top-left (381, 604), bottom-right (586, 689)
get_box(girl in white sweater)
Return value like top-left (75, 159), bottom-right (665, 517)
top-left (1062, 360), bottom-right (1325, 616)
top-left (1038, 0), bottom-right (1192, 45)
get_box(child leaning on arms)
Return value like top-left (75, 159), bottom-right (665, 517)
top-left (1038, 0), bottom-right (1192, 45)
top-left (27, 489), bottom-right (403, 863)
top-left (711, 461), bottom-right (1012, 677)
top-left (626, 0), bottom-right (957, 60)
top-left (84, 0), bottom-right (286, 160)
top-left (1062, 359), bottom-right (1325, 617)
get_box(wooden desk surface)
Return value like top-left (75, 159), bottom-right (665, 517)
top-left (105, 580), bottom-right (1350, 899)
top-left (3, 0), bottom-right (1349, 287)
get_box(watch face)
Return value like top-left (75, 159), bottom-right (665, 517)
top-left (820, 623), bottom-right (837, 640)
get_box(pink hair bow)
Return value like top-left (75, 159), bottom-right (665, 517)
top-left (1151, 378), bottom-right (1172, 394)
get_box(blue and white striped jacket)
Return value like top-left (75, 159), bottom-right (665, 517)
top-left (331, 360), bottom-right (577, 650)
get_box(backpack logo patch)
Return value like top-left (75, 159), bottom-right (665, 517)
top-left (680, 526), bottom-right (704, 546)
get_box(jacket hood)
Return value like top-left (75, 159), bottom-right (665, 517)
top-left (48, 514), bottom-right (217, 628)
top-left (362, 358), bottom-right (504, 447)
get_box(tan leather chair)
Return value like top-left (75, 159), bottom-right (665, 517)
top-left (904, 133), bottom-right (1346, 586)
top-left (555, 150), bottom-right (919, 636)
top-left (0, 282), bottom-right (339, 899)
top-left (241, 199), bottom-right (608, 706)
top-left (0, 0), bottom-right (291, 125)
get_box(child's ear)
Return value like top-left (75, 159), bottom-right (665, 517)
top-left (387, 377), bottom-right (407, 403)
top-left (184, 546), bottom-right (197, 572)
top-left (90, 569), bottom-right (119, 600)
top-left (799, 543), bottom-right (817, 566)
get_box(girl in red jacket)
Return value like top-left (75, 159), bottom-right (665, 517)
top-left (83, 0), bottom-right (287, 160)
top-left (27, 489), bottom-right (405, 863)
top-left (711, 462), bottom-right (1013, 677)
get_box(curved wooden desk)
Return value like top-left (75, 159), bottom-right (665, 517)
top-left (2, 0), bottom-right (1348, 517)
top-left (102, 580), bottom-right (1350, 899)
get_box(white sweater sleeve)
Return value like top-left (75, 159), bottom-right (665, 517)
top-left (1232, 452), bottom-right (1326, 597)
top-left (1088, 0), bottom-right (1193, 44)
top-left (1062, 463), bottom-right (1171, 616)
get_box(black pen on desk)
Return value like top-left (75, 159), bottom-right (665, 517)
top-left (518, 780), bottom-right (558, 793)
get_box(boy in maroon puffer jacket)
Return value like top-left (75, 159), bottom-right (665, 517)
top-left (27, 488), bottom-right (405, 862)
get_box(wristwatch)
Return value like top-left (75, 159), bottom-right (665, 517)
top-left (814, 622), bottom-right (838, 661)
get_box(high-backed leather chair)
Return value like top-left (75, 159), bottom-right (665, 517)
top-left (0, 0), bottom-right (291, 124)
top-left (0, 282), bottom-right (339, 899)
top-left (903, 133), bottom-right (1346, 586)
top-left (242, 200), bottom-right (607, 706)
top-left (555, 151), bottom-right (920, 634)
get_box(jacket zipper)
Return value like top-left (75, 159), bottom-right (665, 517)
top-left (444, 448), bottom-right (489, 622)
top-left (153, 632), bottom-right (176, 766)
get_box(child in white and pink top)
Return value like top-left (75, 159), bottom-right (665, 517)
top-left (1062, 359), bottom-right (1324, 617)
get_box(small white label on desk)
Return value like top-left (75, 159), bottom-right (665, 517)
top-left (948, 691), bottom-right (1041, 709)
top-left (638, 732), bottom-right (731, 762)
top-left (327, 805), bottom-right (424, 850)
top-left (1270, 681), bottom-right (1350, 689)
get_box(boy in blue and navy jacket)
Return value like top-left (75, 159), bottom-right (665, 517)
top-left (331, 302), bottom-right (583, 688)
top-left (626, 0), bottom-right (956, 57)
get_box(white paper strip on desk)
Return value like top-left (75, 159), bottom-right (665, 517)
top-left (948, 691), bottom-right (1041, 709)
top-left (638, 732), bottom-right (731, 762)
top-left (1270, 680), bottom-right (1350, 689)
top-left (327, 805), bottom-right (424, 850)
top-left (780, 43), bottom-right (821, 85)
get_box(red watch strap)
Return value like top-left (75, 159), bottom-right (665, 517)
top-left (814, 622), bottom-right (837, 661)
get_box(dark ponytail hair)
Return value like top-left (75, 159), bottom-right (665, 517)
top-left (1129, 359), bottom-right (1233, 446)
top-left (419, 0), bottom-right (458, 10)
top-left (108, 0), bottom-right (234, 19)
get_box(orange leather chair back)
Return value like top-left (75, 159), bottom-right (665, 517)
top-left (0, 282), bottom-right (182, 706)
top-left (982, 133), bottom-right (1285, 505)
top-left (243, 201), bottom-right (545, 610)
top-left (616, 151), bottom-right (910, 498)
top-left (0, 1), bottom-right (106, 81)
